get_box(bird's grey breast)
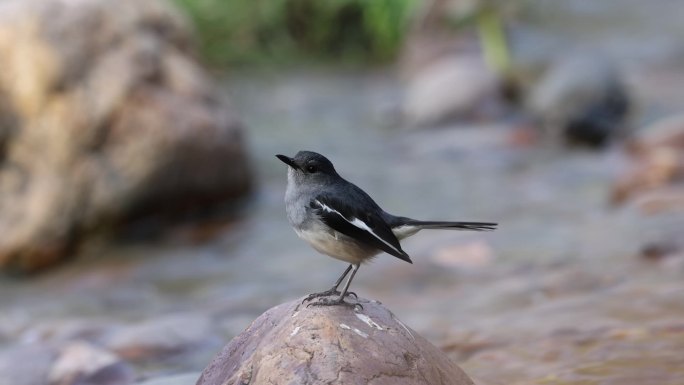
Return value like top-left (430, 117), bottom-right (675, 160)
top-left (284, 171), bottom-right (318, 230)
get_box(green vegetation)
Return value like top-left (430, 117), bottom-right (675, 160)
top-left (476, 6), bottom-right (511, 77)
top-left (172, 0), bottom-right (419, 66)
top-left (443, 0), bottom-right (521, 78)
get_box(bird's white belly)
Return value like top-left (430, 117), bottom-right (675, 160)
top-left (295, 227), bottom-right (376, 264)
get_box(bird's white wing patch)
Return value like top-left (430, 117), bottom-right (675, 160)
top-left (391, 224), bottom-right (420, 240)
top-left (314, 199), bottom-right (403, 256)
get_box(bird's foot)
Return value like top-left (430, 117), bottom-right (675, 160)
top-left (306, 296), bottom-right (362, 310)
top-left (302, 288), bottom-right (338, 303)
top-left (303, 289), bottom-right (357, 303)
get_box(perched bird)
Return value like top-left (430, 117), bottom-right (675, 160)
top-left (277, 151), bottom-right (497, 307)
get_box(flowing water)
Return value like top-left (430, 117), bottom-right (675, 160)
top-left (1, 69), bottom-right (682, 384)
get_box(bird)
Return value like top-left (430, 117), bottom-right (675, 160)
top-left (276, 151), bottom-right (497, 307)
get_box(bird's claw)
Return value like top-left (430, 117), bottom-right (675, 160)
top-left (302, 288), bottom-right (339, 303)
top-left (303, 289), bottom-right (357, 303)
top-left (306, 296), bottom-right (362, 310)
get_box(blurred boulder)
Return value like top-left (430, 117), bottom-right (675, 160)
top-left (402, 55), bottom-right (500, 127)
top-left (197, 297), bottom-right (474, 385)
top-left (398, 0), bottom-right (524, 127)
top-left (48, 342), bottom-right (134, 385)
top-left (0, 0), bottom-right (250, 273)
top-left (526, 54), bottom-right (631, 147)
top-left (611, 114), bottom-right (684, 205)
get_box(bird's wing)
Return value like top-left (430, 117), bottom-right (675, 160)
top-left (310, 195), bottom-right (412, 263)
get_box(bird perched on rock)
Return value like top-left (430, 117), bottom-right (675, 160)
top-left (277, 151), bottom-right (497, 307)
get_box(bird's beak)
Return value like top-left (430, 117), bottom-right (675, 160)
top-left (276, 154), bottom-right (300, 170)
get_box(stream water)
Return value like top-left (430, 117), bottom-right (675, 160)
top-left (1, 69), bottom-right (682, 384)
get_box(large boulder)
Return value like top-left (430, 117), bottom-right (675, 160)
top-left (197, 297), bottom-right (474, 385)
top-left (0, 0), bottom-right (250, 273)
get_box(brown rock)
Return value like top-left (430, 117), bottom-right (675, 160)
top-left (0, 0), bottom-right (250, 273)
top-left (197, 297), bottom-right (474, 385)
top-left (611, 113), bottom-right (684, 204)
top-left (628, 113), bottom-right (684, 154)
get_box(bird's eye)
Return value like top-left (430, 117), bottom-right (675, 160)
top-left (306, 165), bottom-right (317, 173)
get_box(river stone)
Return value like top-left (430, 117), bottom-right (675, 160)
top-left (611, 113), bottom-right (684, 204)
top-left (48, 342), bottom-right (134, 385)
top-left (196, 297), bottom-right (474, 385)
top-left (402, 55), bottom-right (499, 127)
top-left (526, 53), bottom-right (631, 147)
top-left (0, 0), bottom-right (250, 273)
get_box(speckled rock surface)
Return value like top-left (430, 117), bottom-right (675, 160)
top-left (197, 297), bottom-right (474, 385)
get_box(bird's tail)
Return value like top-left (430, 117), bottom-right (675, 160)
top-left (404, 220), bottom-right (497, 231)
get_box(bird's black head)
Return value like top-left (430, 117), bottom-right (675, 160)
top-left (276, 151), bottom-right (339, 179)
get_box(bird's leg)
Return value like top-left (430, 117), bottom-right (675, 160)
top-left (303, 264), bottom-right (356, 303)
top-left (308, 264), bottom-right (361, 309)
top-left (336, 263), bottom-right (359, 302)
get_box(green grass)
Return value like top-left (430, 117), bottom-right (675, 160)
top-left (172, 0), bottom-right (419, 67)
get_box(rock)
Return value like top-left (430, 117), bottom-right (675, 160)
top-left (628, 186), bottom-right (684, 215)
top-left (526, 54), bottom-right (631, 147)
top-left (628, 113), bottom-right (684, 154)
top-left (402, 55), bottom-right (500, 127)
top-left (0, 0), bottom-right (250, 273)
top-left (0, 344), bottom-right (57, 385)
top-left (197, 297), bottom-right (474, 385)
top-left (135, 373), bottom-right (199, 385)
top-left (398, 0), bottom-right (521, 127)
top-left (48, 342), bottom-right (134, 385)
top-left (107, 314), bottom-right (215, 361)
top-left (611, 114), bottom-right (684, 204)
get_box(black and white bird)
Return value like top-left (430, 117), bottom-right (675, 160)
top-left (277, 151), bottom-right (497, 307)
